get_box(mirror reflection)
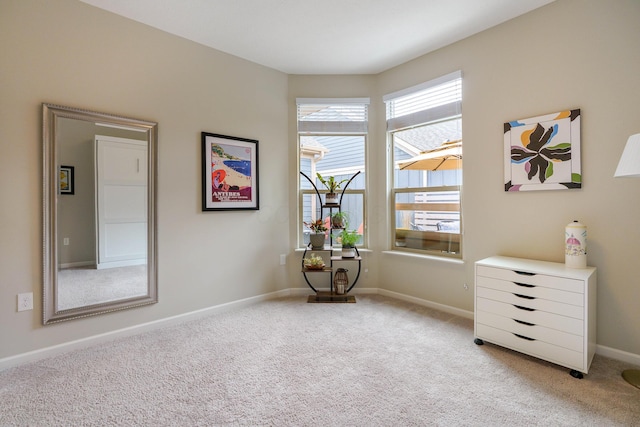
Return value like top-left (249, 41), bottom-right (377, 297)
top-left (43, 104), bottom-right (157, 323)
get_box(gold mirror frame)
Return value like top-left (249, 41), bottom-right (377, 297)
top-left (42, 103), bottom-right (158, 324)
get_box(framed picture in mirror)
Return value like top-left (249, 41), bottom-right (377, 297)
top-left (59, 165), bottom-right (74, 195)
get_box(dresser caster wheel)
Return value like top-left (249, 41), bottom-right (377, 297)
top-left (570, 369), bottom-right (583, 379)
top-left (474, 338), bottom-right (484, 345)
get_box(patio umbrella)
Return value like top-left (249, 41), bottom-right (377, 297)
top-left (398, 140), bottom-right (462, 171)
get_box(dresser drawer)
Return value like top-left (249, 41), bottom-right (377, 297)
top-left (475, 257), bottom-right (596, 375)
top-left (476, 287), bottom-right (583, 319)
top-left (476, 297), bottom-right (583, 335)
top-left (476, 323), bottom-right (583, 371)
top-left (476, 310), bottom-right (583, 352)
top-left (477, 265), bottom-right (584, 294)
top-left (476, 275), bottom-right (583, 306)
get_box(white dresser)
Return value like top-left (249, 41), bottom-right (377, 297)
top-left (474, 256), bottom-right (596, 378)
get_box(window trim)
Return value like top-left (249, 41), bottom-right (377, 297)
top-left (385, 71), bottom-right (463, 258)
top-left (296, 98), bottom-right (369, 249)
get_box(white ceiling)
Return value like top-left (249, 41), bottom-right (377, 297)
top-left (80, 0), bottom-right (555, 75)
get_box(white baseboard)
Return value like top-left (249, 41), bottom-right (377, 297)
top-left (59, 261), bottom-right (94, 269)
top-left (289, 287), bottom-right (379, 296)
top-left (377, 288), bottom-right (475, 319)
top-left (3, 287), bottom-right (638, 371)
top-left (96, 258), bottom-right (145, 270)
top-left (292, 286), bottom-right (473, 319)
top-left (0, 289), bottom-right (291, 371)
top-left (596, 344), bottom-right (640, 367)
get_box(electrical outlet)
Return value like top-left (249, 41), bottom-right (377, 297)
top-left (63, 237), bottom-right (69, 246)
top-left (463, 283), bottom-right (469, 290)
top-left (280, 254), bottom-right (286, 265)
top-left (17, 292), bottom-right (33, 312)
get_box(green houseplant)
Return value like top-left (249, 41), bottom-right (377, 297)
top-left (338, 229), bottom-right (360, 258)
top-left (331, 211), bottom-right (349, 229)
top-left (316, 173), bottom-right (348, 205)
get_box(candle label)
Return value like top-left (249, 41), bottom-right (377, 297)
top-left (565, 221), bottom-right (587, 268)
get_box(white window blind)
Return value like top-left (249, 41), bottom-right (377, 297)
top-left (297, 98), bottom-right (370, 134)
top-left (384, 71), bottom-right (462, 131)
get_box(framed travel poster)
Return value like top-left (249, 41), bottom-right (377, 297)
top-left (201, 132), bottom-right (259, 211)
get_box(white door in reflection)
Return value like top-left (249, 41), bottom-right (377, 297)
top-left (95, 136), bottom-right (147, 269)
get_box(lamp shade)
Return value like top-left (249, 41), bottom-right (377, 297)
top-left (614, 133), bottom-right (640, 177)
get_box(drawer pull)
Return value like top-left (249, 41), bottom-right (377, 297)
top-left (514, 270), bottom-right (536, 276)
top-left (513, 333), bottom-right (536, 341)
top-left (513, 304), bottom-right (535, 312)
top-left (513, 293), bottom-right (535, 300)
top-left (514, 319), bottom-right (535, 326)
top-left (514, 282), bottom-right (535, 288)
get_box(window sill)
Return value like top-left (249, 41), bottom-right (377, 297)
top-left (381, 250), bottom-right (465, 265)
top-left (295, 247), bottom-right (372, 254)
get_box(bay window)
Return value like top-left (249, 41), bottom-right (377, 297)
top-left (297, 98), bottom-right (368, 248)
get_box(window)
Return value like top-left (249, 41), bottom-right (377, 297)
top-left (297, 98), bottom-right (368, 248)
top-left (384, 71), bottom-right (462, 258)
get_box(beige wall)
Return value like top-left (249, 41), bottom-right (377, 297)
top-left (0, 0), bottom-right (290, 359)
top-left (57, 118), bottom-right (99, 266)
top-left (2, 0), bottom-right (639, 363)
top-left (387, 0), bottom-right (640, 356)
top-left (290, 0), bottom-right (640, 358)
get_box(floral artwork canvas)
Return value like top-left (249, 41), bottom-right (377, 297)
top-left (504, 109), bottom-right (581, 191)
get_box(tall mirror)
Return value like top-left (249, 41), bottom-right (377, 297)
top-left (43, 104), bottom-right (158, 324)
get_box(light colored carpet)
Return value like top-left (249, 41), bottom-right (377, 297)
top-left (1, 294), bottom-right (638, 426)
top-left (57, 265), bottom-right (147, 310)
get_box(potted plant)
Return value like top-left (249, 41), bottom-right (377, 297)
top-left (331, 211), bottom-right (349, 229)
top-left (316, 173), bottom-right (348, 205)
top-left (338, 229), bottom-right (360, 258)
top-left (304, 219), bottom-right (327, 249)
top-left (303, 253), bottom-right (325, 270)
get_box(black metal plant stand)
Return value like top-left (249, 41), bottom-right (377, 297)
top-left (300, 171), bottom-right (362, 303)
